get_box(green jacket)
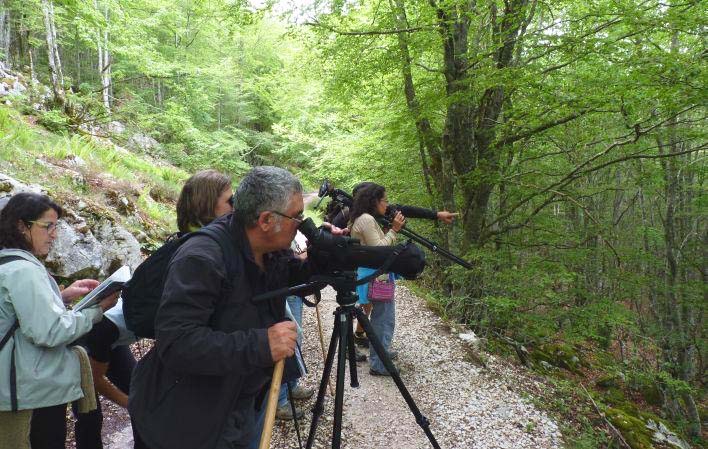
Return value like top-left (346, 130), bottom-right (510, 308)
top-left (0, 249), bottom-right (103, 411)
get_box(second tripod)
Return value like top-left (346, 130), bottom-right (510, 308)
top-left (305, 273), bottom-right (441, 449)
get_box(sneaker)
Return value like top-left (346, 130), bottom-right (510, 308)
top-left (354, 331), bottom-right (369, 348)
top-left (369, 368), bottom-right (391, 377)
top-left (289, 385), bottom-right (314, 401)
top-left (355, 349), bottom-right (367, 362)
top-left (275, 403), bottom-right (304, 420)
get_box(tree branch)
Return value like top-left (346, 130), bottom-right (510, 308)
top-left (305, 20), bottom-right (434, 36)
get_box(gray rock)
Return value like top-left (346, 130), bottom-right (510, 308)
top-left (94, 221), bottom-right (143, 274)
top-left (65, 155), bottom-right (87, 169)
top-left (127, 133), bottom-right (159, 152)
top-left (646, 420), bottom-right (691, 449)
top-left (108, 121), bottom-right (126, 135)
top-left (45, 220), bottom-right (104, 279)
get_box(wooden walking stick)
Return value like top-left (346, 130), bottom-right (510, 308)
top-left (315, 303), bottom-right (334, 396)
top-left (258, 359), bottom-right (285, 449)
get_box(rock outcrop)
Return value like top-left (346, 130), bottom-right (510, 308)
top-left (0, 173), bottom-right (143, 280)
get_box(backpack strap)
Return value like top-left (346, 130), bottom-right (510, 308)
top-left (0, 255), bottom-right (25, 412)
top-left (191, 226), bottom-right (240, 288)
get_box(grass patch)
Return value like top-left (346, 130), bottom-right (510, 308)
top-left (0, 105), bottom-right (184, 230)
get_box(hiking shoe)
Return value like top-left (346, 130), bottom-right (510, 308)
top-left (354, 331), bottom-right (369, 348)
top-left (369, 368), bottom-right (391, 377)
top-left (289, 385), bottom-right (314, 401)
top-left (275, 403), bottom-right (304, 420)
top-left (355, 348), bottom-right (367, 362)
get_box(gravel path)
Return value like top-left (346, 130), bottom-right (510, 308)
top-left (87, 284), bottom-right (563, 449)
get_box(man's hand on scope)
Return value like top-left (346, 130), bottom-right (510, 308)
top-left (391, 211), bottom-right (406, 232)
top-left (268, 321), bottom-right (298, 362)
top-left (437, 211), bottom-right (459, 224)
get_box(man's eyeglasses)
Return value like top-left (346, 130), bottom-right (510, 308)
top-left (28, 220), bottom-right (58, 233)
top-left (270, 210), bottom-right (305, 224)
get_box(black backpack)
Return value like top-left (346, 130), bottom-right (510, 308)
top-left (0, 255), bottom-right (24, 412)
top-left (122, 225), bottom-right (239, 339)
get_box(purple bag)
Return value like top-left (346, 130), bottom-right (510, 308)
top-left (368, 273), bottom-right (395, 302)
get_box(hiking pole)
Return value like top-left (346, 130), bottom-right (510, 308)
top-left (315, 303), bottom-right (334, 396)
top-left (258, 359), bottom-right (285, 449)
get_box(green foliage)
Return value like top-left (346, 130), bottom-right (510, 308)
top-left (38, 109), bottom-right (71, 133)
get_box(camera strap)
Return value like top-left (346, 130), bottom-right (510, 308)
top-left (356, 241), bottom-right (408, 286)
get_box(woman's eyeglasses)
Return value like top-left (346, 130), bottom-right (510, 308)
top-left (28, 220), bottom-right (58, 233)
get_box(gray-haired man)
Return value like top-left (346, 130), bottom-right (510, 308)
top-left (128, 166), bottom-right (312, 449)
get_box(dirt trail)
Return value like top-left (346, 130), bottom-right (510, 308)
top-left (89, 286), bottom-right (562, 449)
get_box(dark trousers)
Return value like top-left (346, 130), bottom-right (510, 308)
top-left (72, 345), bottom-right (137, 449)
top-left (131, 418), bottom-right (151, 449)
top-left (31, 403), bottom-right (67, 449)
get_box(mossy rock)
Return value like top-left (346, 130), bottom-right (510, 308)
top-left (604, 387), bottom-right (628, 407)
top-left (605, 407), bottom-right (654, 449)
top-left (597, 373), bottom-right (625, 389)
top-left (532, 343), bottom-right (586, 373)
top-left (0, 180), bottom-right (13, 193)
top-left (633, 378), bottom-right (663, 407)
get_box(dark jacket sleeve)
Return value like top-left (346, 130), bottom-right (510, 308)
top-left (392, 204), bottom-right (437, 220)
top-left (155, 252), bottom-right (272, 376)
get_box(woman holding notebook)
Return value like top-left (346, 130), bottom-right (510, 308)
top-left (0, 192), bottom-right (117, 449)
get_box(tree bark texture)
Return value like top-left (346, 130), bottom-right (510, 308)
top-left (0, 0), bottom-right (10, 68)
top-left (41, 0), bottom-right (65, 106)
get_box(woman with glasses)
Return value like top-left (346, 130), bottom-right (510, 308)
top-left (0, 193), bottom-right (118, 449)
top-left (73, 169), bottom-right (234, 449)
top-left (349, 183), bottom-right (406, 376)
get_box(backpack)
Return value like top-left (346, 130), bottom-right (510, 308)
top-left (0, 255), bottom-right (24, 412)
top-left (122, 225), bottom-right (239, 339)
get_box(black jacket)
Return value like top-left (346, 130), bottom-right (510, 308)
top-left (128, 215), bottom-right (311, 449)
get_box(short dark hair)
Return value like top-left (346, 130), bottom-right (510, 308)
top-left (176, 170), bottom-right (232, 233)
top-left (349, 183), bottom-right (385, 225)
top-left (0, 193), bottom-right (63, 251)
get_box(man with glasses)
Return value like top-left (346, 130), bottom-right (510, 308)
top-left (129, 166), bottom-right (314, 449)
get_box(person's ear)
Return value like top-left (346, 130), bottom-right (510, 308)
top-left (256, 211), bottom-right (273, 231)
top-left (17, 220), bottom-right (30, 236)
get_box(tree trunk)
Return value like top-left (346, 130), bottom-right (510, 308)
top-left (389, 0), bottom-right (453, 239)
top-left (94, 0), bottom-right (111, 112)
top-left (0, 0), bottom-right (10, 69)
top-left (41, 0), bottom-right (65, 106)
top-left (432, 0), bottom-right (529, 248)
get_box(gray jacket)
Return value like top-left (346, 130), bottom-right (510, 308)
top-left (0, 249), bottom-right (103, 411)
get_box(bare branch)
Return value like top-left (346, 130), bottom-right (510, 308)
top-left (305, 20), bottom-right (434, 36)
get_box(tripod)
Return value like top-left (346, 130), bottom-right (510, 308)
top-left (305, 272), bottom-right (441, 449)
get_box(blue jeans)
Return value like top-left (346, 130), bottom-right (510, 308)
top-left (248, 296), bottom-right (304, 449)
top-left (278, 296), bottom-right (303, 406)
top-left (369, 299), bottom-right (395, 373)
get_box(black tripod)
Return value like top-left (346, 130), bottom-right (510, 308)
top-left (305, 272), bottom-right (440, 449)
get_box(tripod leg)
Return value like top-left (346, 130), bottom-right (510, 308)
top-left (354, 307), bottom-right (442, 449)
top-left (305, 313), bottom-right (341, 449)
top-left (346, 309), bottom-right (359, 388)
top-left (332, 312), bottom-right (349, 449)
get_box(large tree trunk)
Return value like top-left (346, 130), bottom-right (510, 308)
top-left (41, 0), bottom-right (65, 106)
top-left (94, 0), bottom-right (111, 112)
top-left (0, 0), bottom-right (10, 69)
top-left (432, 0), bottom-right (529, 248)
top-left (389, 0), bottom-right (453, 237)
